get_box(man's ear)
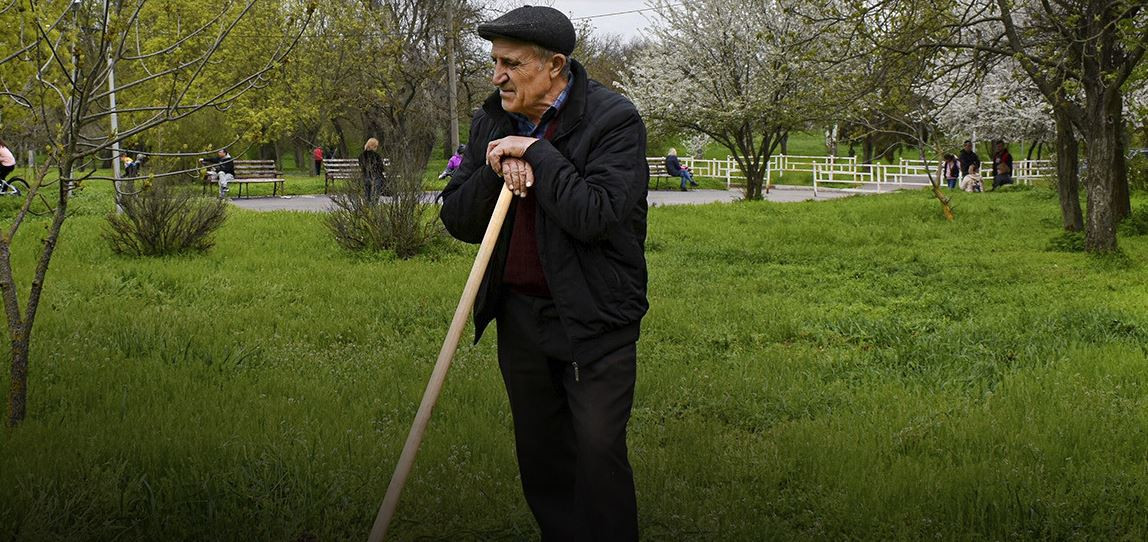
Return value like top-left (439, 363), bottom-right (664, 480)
top-left (548, 54), bottom-right (567, 78)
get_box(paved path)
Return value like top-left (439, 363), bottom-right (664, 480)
top-left (229, 185), bottom-right (862, 213)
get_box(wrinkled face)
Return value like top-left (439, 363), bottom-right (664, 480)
top-left (490, 39), bottom-right (561, 122)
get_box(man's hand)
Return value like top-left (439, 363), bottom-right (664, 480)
top-left (500, 157), bottom-right (534, 198)
top-left (486, 136), bottom-right (538, 176)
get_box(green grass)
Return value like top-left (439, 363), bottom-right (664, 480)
top-left (2, 181), bottom-right (1148, 540)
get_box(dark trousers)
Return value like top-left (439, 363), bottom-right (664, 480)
top-left (0, 164), bottom-right (14, 181)
top-left (314, 159), bottom-right (322, 176)
top-left (363, 176), bottom-right (381, 202)
top-left (496, 291), bottom-right (638, 542)
top-left (992, 173), bottom-right (1012, 189)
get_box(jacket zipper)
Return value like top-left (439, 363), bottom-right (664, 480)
top-left (572, 362), bottom-right (581, 383)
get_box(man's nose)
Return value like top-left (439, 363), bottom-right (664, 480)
top-left (491, 65), bottom-right (508, 86)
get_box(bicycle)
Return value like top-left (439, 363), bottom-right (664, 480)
top-left (1, 175), bottom-right (29, 196)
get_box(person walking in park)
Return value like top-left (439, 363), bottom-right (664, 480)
top-left (201, 148), bottom-right (235, 198)
top-left (942, 153), bottom-right (961, 189)
top-left (665, 147), bottom-right (698, 191)
top-left (120, 154), bottom-right (141, 177)
top-left (312, 146), bottom-right (324, 176)
top-left (958, 139), bottom-right (980, 177)
top-left (358, 137), bottom-right (387, 201)
top-left (439, 6), bottom-right (648, 540)
top-left (438, 145), bottom-right (466, 179)
top-left (960, 162), bottom-right (983, 192)
top-left (0, 138), bottom-right (16, 182)
top-left (991, 140), bottom-right (1013, 190)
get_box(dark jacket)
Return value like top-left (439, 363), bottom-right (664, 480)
top-left (958, 149), bottom-right (980, 176)
top-left (358, 149), bottom-right (387, 182)
top-left (943, 160), bottom-right (960, 179)
top-left (440, 59), bottom-right (649, 365)
top-left (204, 154), bottom-right (235, 175)
top-left (665, 154), bottom-right (683, 175)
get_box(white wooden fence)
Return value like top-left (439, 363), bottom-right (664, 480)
top-left (645, 154), bottom-right (1055, 194)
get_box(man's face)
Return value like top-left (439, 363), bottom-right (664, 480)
top-left (963, 143), bottom-right (972, 151)
top-left (490, 39), bottom-right (559, 121)
top-left (218, 150), bottom-right (226, 158)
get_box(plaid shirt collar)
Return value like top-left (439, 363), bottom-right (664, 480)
top-left (510, 74), bottom-right (575, 138)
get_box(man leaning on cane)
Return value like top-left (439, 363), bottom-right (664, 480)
top-left (439, 6), bottom-right (649, 541)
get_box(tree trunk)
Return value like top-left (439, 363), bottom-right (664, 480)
top-left (293, 145), bottom-right (305, 173)
top-left (745, 169), bottom-right (764, 200)
top-left (1112, 108), bottom-right (1130, 222)
top-left (6, 337), bottom-right (29, 427)
top-left (1083, 96), bottom-right (1120, 252)
top-left (779, 132), bottom-right (789, 155)
top-left (1054, 114), bottom-right (1083, 232)
top-left (332, 120), bottom-right (350, 158)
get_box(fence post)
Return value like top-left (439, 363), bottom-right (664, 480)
top-left (812, 162), bottom-right (819, 197)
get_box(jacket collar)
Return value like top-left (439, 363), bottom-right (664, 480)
top-left (483, 58), bottom-right (589, 141)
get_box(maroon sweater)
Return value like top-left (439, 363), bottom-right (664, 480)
top-left (503, 119), bottom-right (562, 297)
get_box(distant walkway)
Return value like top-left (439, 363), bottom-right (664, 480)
top-left (230, 184), bottom-right (864, 212)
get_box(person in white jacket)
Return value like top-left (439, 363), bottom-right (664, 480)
top-left (960, 163), bottom-right (983, 192)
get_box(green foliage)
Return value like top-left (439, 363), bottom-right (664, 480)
top-left (103, 180), bottom-right (228, 256)
top-left (2, 183), bottom-right (1148, 539)
top-left (1047, 230), bottom-right (1086, 252)
top-left (1118, 204), bottom-right (1148, 237)
top-left (324, 151), bottom-right (442, 259)
top-left (1129, 153), bottom-right (1148, 193)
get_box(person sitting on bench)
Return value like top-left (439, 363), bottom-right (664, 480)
top-left (665, 148), bottom-right (698, 191)
top-left (200, 149), bottom-right (235, 198)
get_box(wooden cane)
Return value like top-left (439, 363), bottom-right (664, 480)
top-left (368, 184), bottom-right (515, 542)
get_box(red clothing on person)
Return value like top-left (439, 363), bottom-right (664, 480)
top-left (313, 147), bottom-right (323, 160)
top-left (503, 115), bottom-right (563, 298)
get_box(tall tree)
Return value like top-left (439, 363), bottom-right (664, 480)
top-left (0, 0), bottom-right (311, 427)
top-left (622, 0), bottom-right (850, 200)
top-left (839, 0), bottom-right (1148, 251)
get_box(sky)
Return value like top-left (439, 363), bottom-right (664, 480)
top-left (524, 1), bottom-right (658, 42)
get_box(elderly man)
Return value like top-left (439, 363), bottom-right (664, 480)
top-left (439, 5), bottom-right (648, 541)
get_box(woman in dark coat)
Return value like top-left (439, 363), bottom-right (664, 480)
top-left (358, 137), bottom-right (386, 201)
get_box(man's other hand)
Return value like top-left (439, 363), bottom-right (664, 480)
top-left (501, 157), bottom-right (534, 198)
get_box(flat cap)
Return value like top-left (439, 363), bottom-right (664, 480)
top-left (477, 5), bottom-right (576, 56)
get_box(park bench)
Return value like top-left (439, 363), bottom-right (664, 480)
top-left (203, 159), bottom-right (286, 198)
top-left (323, 158), bottom-right (361, 194)
top-left (323, 157), bottom-right (392, 194)
top-left (647, 156), bottom-right (677, 190)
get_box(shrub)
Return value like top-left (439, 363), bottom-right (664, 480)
top-left (104, 179), bottom-right (227, 256)
top-left (1118, 204), bottom-right (1148, 237)
top-left (1129, 153), bottom-right (1148, 192)
top-left (325, 142), bottom-right (440, 259)
top-left (1047, 230), bottom-right (1086, 252)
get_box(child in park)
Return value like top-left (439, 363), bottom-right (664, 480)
top-left (960, 163), bottom-right (983, 192)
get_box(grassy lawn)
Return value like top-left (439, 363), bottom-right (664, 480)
top-left (1, 180), bottom-right (1147, 540)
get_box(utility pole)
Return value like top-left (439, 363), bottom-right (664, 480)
top-left (446, 0), bottom-right (460, 151)
top-left (109, 54), bottom-right (121, 183)
top-left (105, 1), bottom-right (121, 183)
